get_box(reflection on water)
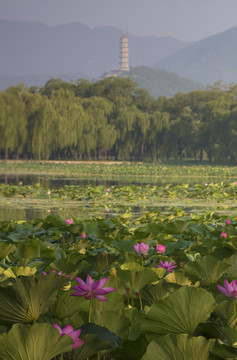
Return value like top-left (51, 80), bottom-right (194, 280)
top-left (0, 173), bottom-right (232, 188)
top-left (0, 173), bottom-right (235, 222)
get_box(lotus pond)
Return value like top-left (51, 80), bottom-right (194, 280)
top-left (0, 162), bottom-right (237, 359)
top-left (0, 161), bottom-right (237, 221)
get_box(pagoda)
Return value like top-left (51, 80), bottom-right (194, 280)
top-left (119, 32), bottom-right (130, 72)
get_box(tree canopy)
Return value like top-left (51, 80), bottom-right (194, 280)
top-left (0, 78), bottom-right (236, 163)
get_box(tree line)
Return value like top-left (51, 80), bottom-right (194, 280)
top-left (0, 77), bottom-right (237, 163)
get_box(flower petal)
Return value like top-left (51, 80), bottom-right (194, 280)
top-left (53, 324), bottom-right (63, 334)
top-left (62, 325), bottom-right (73, 335)
top-left (71, 290), bottom-right (86, 297)
top-left (217, 284), bottom-right (229, 297)
top-left (86, 274), bottom-right (94, 287)
top-left (71, 339), bottom-right (85, 349)
top-left (74, 277), bottom-right (86, 286)
top-left (95, 295), bottom-right (108, 302)
top-left (101, 287), bottom-right (115, 294)
top-left (91, 277), bottom-right (109, 290)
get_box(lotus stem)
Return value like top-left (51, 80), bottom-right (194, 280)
top-left (141, 256), bottom-right (144, 269)
top-left (139, 294), bottom-right (143, 312)
top-left (60, 354), bottom-right (63, 360)
top-left (233, 298), bottom-right (236, 317)
top-left (97, 353), bottom-right (100, 360)
top-left (89, 298), bottom-right (92, 323)
top-left (114, 277), bottom-right (118, 291)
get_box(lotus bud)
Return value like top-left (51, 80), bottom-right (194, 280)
top-left (109, 267), bottom-right (117, 278)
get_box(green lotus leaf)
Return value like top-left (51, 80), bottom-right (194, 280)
top-left (92, 310), bottom-right (130, 340)
top-left (150, 267), bottom-right (166, 278)
top-left (51, 290), bottom-right (89, 321)
top-left (80, 322), bottom-right (122, 347)
top-left (0, 243), bottom-right (15, 260)
top-left (2, 266), bottom-right (37, 278)
top-left (63, 333), bottom-right (112, 360)
top-left (164, 271), bottom-right (192, 287)
top-left (0, 273), bottom-right (69, 324)
top-left (224, 253), bottom-right (237, 278)
top-left (18, 239), bottom-right (41, 262)
top-left (141, 279), bottom-right (169, 305)
top-left (117, 268), bottom-right (157, 293)
top-left (210, 339), bottom-right (237, 359)
top-left (214, 300), bottom-right (237, 328)
top-left (93, 292), bottom-right (125, 313)
top-left (163, 219), bottom-right (188, 235)
top-left (0, 323), bottom-right (73, 360)
top-left (183, 255), bottom-right (230, 286)
top-left (165, 239), bottom-right (193, 255)
top-left (194, 322), bottom-right (226, 341)
top-left (48, 259), bottom-right (80, 277)
top-left (223, 327), bottom-right (237, 345)
top-left (121, 262), bottom-right (144, 271)
top-left (141, 286), bottom-right (216, 340)
top-left (110, 334), bottom-right (148, 360)
top-left (124, 307), bottom-right (145, 341)
top-left (110, 239), bottom-right (136, 252)
top-left (141, 334), bottom-right (212, 360)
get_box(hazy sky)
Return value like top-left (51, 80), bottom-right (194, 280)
top-left (1, 0), bottom-right (237, 41)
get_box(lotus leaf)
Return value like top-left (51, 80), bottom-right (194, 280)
top-left (110, 334), bottom-right (148, 360)
top-left (183, 255), bottom-right (230, 286)
top-left (63, 333), bottom-right (112, 360)
top-left (141, 334), bottom-right (212, 360)
top-left (0, 243), bottom-right (15, 260)
top-left (141, 286), bottom-right (216, 339)
top-left (0, 273), bottom-right (69, 324)
top-left (0, 323), bottom-right (73, 360)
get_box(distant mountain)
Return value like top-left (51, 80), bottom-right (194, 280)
top-left (121, 66), bottom-right (203, 98)
top-left (152, 26), bottom-right (237, 84)
top-left (0, 19), bottom-right (191, 80)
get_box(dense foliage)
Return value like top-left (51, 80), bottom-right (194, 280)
top-left (0, 211), bottom-right (237, 359)
top-left (0, 78), bottom-right (237, 162)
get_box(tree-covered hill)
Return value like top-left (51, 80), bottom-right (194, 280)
top-left (0, 66), bottom-right (203, 98)
top-left (121, 66), bottom-right (203, 98)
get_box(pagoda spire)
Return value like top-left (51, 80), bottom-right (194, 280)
top-left (119, 32), bottom-right (130, 72)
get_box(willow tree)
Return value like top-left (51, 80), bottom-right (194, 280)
top-left (31, 96), bottom-right (55, 160)
top-left (82, 96), bottom-right (115, 159)
top-left (0, 86), bottom-right (27, 159)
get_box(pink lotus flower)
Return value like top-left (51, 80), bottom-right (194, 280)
top-left (42, 270), bottom-right (62, 276)
top-left (47, 209), bottom-right (51, 213)
top-left (47, 190), bottom-right (51, 195)
top-left (156, 244), bottom-right (166, 254)
top-left (81, 232), bottom-right (86, 238)
top-left (133, 242), bottom-right (149, 256)
top-left (53, 324), bottom-right (84, 349)
top-left (66, 219), bottom-right (73, 225)
top-left (225, 219), bottom-right (231, 226)
top-left (156, 260), bottom-right (177, 272)
top-left (106, 188), bottom-right (110, 192)
top-left (217, 279), bottom-right (237, 299)
top-left (220, 232), bottom-right (227, 239)
top-left (42, 270), bottom-right (70, 278)
top-left (71, 274), bottom-right (115, 302)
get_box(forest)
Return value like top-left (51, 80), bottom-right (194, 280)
top-left (0, 77), bottom-right (236, 163)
